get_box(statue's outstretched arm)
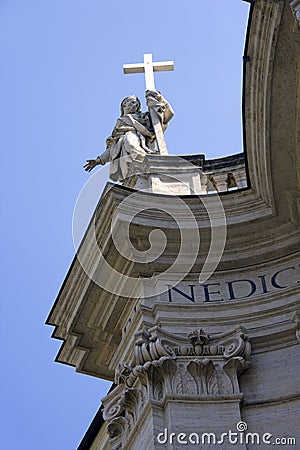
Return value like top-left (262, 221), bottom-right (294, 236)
top-left (83, 156), bottom-right (104, 172)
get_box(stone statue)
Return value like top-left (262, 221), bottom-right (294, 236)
top-left (83, 90), bottom-right (174, 181)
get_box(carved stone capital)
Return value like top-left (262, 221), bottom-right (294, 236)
top-left (115, 326), bottom-right (251, 400)
top-left (103, 327), bottom-right (251, 446)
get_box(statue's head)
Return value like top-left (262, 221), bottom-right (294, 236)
top-left (120, 95), bottom-right (141, 115)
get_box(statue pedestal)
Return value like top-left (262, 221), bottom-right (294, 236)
top-left (123, 154), bottom-right (207, 195)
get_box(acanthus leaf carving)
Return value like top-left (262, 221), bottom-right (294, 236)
top-left (187, 359), bottom-right (214, 395)
top-left (223, 357), bottom-right (250, 394)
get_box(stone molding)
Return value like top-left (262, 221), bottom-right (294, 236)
top-left (102, 327), bottom-right (251, 449)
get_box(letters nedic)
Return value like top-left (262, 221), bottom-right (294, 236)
top-left (166, 265), bottom-right (300, 303)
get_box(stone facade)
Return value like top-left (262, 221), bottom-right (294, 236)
top-left (47, 1), bottom-right (300, 449)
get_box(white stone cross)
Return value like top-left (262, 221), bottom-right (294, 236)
top-left (123, 53), bottom-right (174, 155)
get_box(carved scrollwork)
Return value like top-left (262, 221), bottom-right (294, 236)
top-left (131, 326), bottom-right (251, 398)
top-left (221, 334), bottom-right (251, 360)
top-left (104, 402), bottom-right (124, 421)
top-left (134, 328), bottom-right (176, 365)
top-left (115, 362), bottom-right (137, 388)
top-left (107, 416), bottom-right (127, 439)
top-left (223, 339), bottom-right (243, 358)
top-left (103, 388), bottom-right (139, 421)
top-left (106, 417), bottom-right (127, 450)
top-left (102, 385), bottom-right (144, 448)
top-left (133, 326), bottom-right (251, 360)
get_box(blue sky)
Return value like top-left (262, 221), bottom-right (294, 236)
top-left (1, 1), bottom-right (249, 449)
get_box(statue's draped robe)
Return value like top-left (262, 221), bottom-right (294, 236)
top-left (99, 92), bottom-right (174, 181)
